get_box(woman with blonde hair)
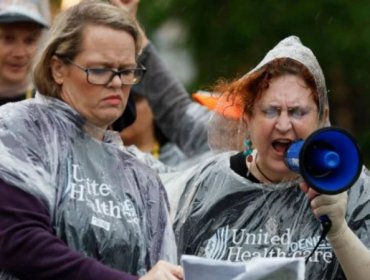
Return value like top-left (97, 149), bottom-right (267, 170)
top-left (0, 1), bottom-right (182, 279)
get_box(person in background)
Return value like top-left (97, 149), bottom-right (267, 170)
top-left (110, 0), bottom-right (212, 166)
top-left (0, 1), bottom-right (182, 279)
top-left (119, 87), bottom-right (242, 168)
top-left (0, 0), bottom-right (50, 105)
top-left (172, 36), bottom-right (370, 280)
top-left (120, 90), bottom-right (188, 167)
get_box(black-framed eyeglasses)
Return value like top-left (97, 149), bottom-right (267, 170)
top-left (66, 59), bottom-right (146, 86)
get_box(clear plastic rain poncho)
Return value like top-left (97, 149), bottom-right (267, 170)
top-left (0, 94), bottom-right (177, 277)
top-left (170, 36), bottom-right (370, 280)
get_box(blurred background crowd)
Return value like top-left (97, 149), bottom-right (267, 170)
top-left (47, 1), bottom-right (370, 164)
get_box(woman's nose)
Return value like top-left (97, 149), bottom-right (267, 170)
top-left (275, 112), bottom-right (292, 132)
top-left (108, 74), bottom-right (123, 88)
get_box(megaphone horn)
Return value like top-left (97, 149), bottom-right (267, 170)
top-left (284, 127), bottom-right (362, 194)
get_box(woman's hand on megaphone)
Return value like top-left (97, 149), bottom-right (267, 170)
top-left (299, 181), bottom-right (319, 200)
top-left (299, 181), bottom-right (348, 237)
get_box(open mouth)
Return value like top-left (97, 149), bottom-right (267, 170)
top-left (272, 139), bottom-right (292, 154)
top-left (8, 64), bottom-right (26, 71)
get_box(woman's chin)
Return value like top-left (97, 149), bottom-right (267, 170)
top-left (102, 112), bottom-right (124, 127)
top-left (270, 161), bottom-right (297, 179)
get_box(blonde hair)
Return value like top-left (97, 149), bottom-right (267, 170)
top-left (33, 0), bottom-right (141, 98)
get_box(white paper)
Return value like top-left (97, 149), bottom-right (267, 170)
top-left (181, 255), bottom-right (305, 280)
top-left (181, 255), bottom-right (246, 280)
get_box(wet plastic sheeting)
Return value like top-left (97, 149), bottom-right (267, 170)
top-left (0, 95), bottom-right (177, 277)
top-left (170, 152), bottom-right (370, 280)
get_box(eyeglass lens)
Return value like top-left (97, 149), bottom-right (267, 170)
top-left (87, 68), bottom-right (145, 85)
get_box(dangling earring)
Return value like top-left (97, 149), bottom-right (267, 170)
top-left (243, 139), bottom-right (253, 162)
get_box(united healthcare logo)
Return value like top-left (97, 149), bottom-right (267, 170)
top-left (205, 225), bottom-right (230, 259)
top-left (204, 225), bottom-right (333, 263)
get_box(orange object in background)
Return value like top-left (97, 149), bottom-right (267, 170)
top-left (192, 91), bottom-right (219, 110)
top-left (192, 90), bottom-right (243, 120)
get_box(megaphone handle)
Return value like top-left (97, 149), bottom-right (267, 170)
top-left (320, 215), bottom-right (332, 232)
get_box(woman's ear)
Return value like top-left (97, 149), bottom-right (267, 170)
top-left (50, 55), bottom-right (66, 85)
top-left (321, 106), bottom-right (331, 126)
top-left (243, 113), bottom-right (250, 126)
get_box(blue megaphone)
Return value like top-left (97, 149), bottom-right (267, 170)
top-left (284, 127), bottom-right (362, 194)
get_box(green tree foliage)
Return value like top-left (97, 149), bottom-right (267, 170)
top-left (140, 0), bottom-right (370, 164)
